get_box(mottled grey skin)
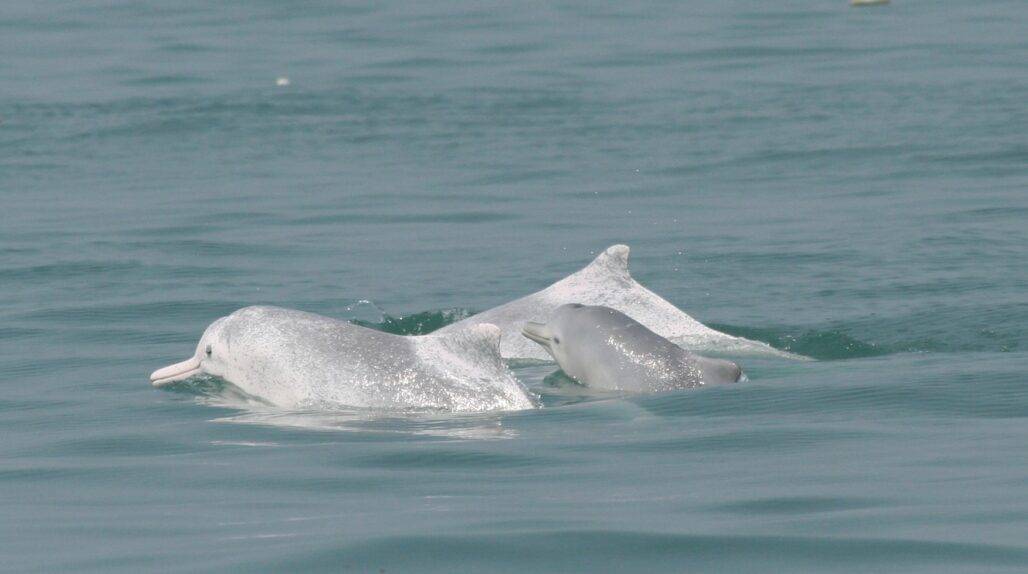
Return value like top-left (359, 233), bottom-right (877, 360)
top-left (523, 304), bottom-right (743, 392)
top-left (150, 306), bottom-right (534, 412)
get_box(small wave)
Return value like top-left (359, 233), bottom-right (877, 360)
top-left (572, 427), bottom-right (875, 455)
top-left (354, 308), bottom-right (474, 335)
top-left (711, 324), bottom-right (888, 360)
top-left (121, 74), bottom-right (207, 87)
top-left (212, 407), bottom-right (520, 440)
top-left (711, 495), bottom-right (885, 516)
top-left (267, 530), bottom-right (1028, 572)
top-left (288, 211), bottom-right (518, 225)
top-left (634, 359), bottom-right (1028, 420)
top-left (14, 300), bottom-right (243, 327)
top-left (352, 448), bottom-right (548, 471)
top-left (712, 304), bottom-right (1024, 359)
top-left (167, 374), bottom-right (520, 438)
top-left (0, 260), bottom-right (144, 283)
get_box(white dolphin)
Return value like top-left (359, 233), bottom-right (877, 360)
top-left (150, 306), bottom-right (535, 412)
top-left (436, 244), bottom-right (803, 362)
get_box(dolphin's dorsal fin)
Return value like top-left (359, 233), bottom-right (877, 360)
top-left (582, 244), bottom-right (631, 279)
top-left (425, 323), bottom-right (504, 361)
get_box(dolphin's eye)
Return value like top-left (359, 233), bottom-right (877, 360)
top-left (553, 337), bottom-right (560, 345)
top-left (205, 345), bottom-right (212, 356)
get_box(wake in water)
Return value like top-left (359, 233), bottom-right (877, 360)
top-left (160, 374), bottom-right (520, 438)
top-left (211, 407), bottom-right (519, 440)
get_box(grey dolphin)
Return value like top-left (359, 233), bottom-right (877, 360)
top-left (150, 306), bottom-right (535, 412)
top-left (522, 304), bottom-right (744, 391)
top-left (437, 244), bottom-right (803, 362)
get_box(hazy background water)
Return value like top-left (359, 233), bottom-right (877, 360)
top-left (2, 1), bottom-right (1027, 572)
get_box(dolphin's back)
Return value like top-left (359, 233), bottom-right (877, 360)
top-left (559, 305), bottom-right (703, 392)
top-left (217, 306), bottom-right (532, 411)
top-left (437, 245), bottom-right (800, 361)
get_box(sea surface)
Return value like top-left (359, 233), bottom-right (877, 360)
top-left (2, 1), bottom-right (1027, 572)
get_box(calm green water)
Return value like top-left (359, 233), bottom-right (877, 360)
top-left (2, 1), bottom-right (1027, 572)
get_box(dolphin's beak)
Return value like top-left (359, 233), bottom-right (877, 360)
top-left (150, 356), bottom-right (202, 387)
top-left (521, 322), bottom-right (553, 348)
